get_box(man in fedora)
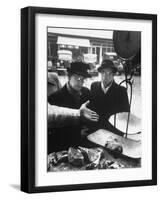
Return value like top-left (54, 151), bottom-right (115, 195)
top-left (48, 62), bottom-right (99, 153)
top-left (88, 59), bottom-right (130, 132)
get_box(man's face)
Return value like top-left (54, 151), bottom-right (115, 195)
top-left (69, 74), bottom-right (85, 91)
top-left (100, 68), bottom-right (114, 88)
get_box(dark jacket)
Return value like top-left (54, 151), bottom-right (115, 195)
top-left (48, 84), bottom-right (90, 153)
top-left (88, 81), bottom-right (130, 132)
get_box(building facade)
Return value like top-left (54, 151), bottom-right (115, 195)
top-left (47, 28), bottom-right (116, 71)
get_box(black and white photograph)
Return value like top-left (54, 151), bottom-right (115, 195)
top-left (47, 27), bottom-right (142, 172)
top-left (20, 6), bottom-right (157, 193)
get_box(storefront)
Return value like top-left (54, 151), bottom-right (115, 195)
top-left (47, 28), bottom-right (115, 70)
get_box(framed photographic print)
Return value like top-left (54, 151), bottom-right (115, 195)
top-left (21, 6), bottom-right (157, 193)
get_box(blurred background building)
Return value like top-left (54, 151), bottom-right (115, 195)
top-left (47, 28), bottom-right (121, 75)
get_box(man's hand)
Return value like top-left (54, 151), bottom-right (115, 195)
top-left (79, 101), bottom-right (99, 122)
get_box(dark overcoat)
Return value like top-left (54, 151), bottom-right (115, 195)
top-left (48, 84), bottom-right (90, 153)
top-left (88, 81), bottom-right (130, 132)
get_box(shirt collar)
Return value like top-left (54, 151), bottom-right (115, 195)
top-left (101, 80), bottom-right (113, 94)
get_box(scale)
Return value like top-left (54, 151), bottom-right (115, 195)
top-left (88, 31), bottom-right (141, 159)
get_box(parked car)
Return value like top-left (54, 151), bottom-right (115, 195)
top-left (88, 68), bottom-right (98, 77)
top-left (88, 63), bottom-right (99, 77)
top-left (133, 64), bottom-right (141, 76)
top-left (47, 60), bottom-right (58, 72)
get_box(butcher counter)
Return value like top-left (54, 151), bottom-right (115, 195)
top-left (48, 129), bottom-right (141, 172)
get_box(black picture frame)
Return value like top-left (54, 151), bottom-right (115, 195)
top-left (21, 6), bottom-right (157, 193)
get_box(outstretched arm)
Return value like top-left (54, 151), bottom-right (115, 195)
top-left (48, 103), bottom-right (80, 128)
top-left (48, 101), bottom-right (99, 128)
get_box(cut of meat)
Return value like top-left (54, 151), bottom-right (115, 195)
top-left (87, 129), bottom-right (141, 158)
top-left (105, 136), bottom-right (123, 153)
top-left (68, 147), bottom-right (84, 167)
top-left (56, 151), bottom-right (68, 163)
top-left (78, 146), bottom-right (103, 163)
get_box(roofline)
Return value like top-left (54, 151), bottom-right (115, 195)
top-left (48, 32), bottom-right (113, 42)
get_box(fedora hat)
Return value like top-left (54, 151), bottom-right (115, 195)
top-left (67, 62), bottom-right (91, 78)
top-left (98, 59), bottom-right (117, 73)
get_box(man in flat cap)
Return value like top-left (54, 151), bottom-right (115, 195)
top-left (47, 72), bottom-right (62, 97)
top-left (88, 59), bottom-right (130, 132)
top-left (48, 62), bottom-right (99, 153)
